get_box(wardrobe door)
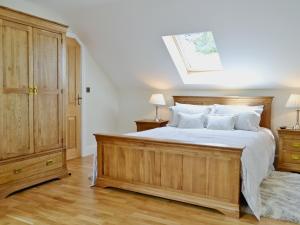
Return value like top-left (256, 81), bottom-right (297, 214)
top-left (0, 20), bottom-right (34, 159)
top-left (33, 28), bottom-right (63, 152)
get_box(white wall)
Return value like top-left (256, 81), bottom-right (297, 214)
top-left (117, 89), bottom-right (300, 137)
top-left (81, 43), bottom-right (119, 156)
top-left (0, 0), bottom-right (120, 156)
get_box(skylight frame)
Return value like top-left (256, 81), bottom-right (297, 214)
top-left (162, 31), bottom-right (224, 84)
top-left (173, 32), bottom-right (223, 73)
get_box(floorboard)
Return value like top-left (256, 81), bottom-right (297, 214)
top-left (0, 156), bottom-right (294, 225)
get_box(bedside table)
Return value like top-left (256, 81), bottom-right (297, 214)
top-left (278, 129), bottom-right (300, 172)
top-left (135, 119), bottom-right (168, 132)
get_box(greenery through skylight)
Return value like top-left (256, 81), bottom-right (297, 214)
top-left (174, 31), bottom-right (223, 72)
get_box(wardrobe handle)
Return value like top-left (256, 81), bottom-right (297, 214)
top-left (33, 86), bottom-right (38, 95)
top-left (46, 159), bottom-right (54, 166)
top-left (14, 168), bottom-right (22, 174)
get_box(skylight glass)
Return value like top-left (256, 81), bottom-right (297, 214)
top-left (163, 31), bottom-right (223, 73)
top-left (173, 31), bottom-right (223, 72)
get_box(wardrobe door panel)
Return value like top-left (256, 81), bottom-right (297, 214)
top-left (33, 29), bottom-right (63, 152)
top-left (0, 20), bottom-right (34, 159)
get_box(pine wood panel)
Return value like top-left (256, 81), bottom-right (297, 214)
top-left (208, 157), bottom-right (241, 203)
top-left (161, 152), bottom-right (183, 190)
top-left (0, 19), bottom-right (34, 160)
top-left (0, 156), bottom-right (293, 225)
top-left (0, 150), bottom-right (67, 199)
top-left (0, 151), bottom-right (63, 185)
top-left (281, 137), bottom-right (300, 152)
top-left (67, 117), bottom-right (76, 149)
top-left (143, 150), bottom-right (161, 185)
top-left (95, 134), bottom-right (242, 218)
top-left (128, 148), bottom-right (143, 182)
top-left (103, 145), bottom-right (161, 186)
top-left (182, 155), bottom-right (207, 195)
top-left (278, 129), bottom-right (300, 172)
top-left (0, 6), bottom-right (68, 200)
top-left (135, 120), bottom-right (169, 132)
top-left (66, 37), bottom-right (81, 160)
top-left (33, 28), bottom-right (63, 152)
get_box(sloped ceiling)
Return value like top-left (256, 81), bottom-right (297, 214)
top-left (29, 0), bottom-right (300, 90)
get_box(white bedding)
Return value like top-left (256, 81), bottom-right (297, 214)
top-left (127, 127), bottom-right (275, 219)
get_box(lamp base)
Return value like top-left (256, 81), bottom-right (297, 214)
top-left (154, 105), bottom-right (160, 122)
top-left (293, 123), bottom-right (300, 130)
top-left (154, 117), bottom-right (160, 122)
top-left (294, 110), bottom-right (300, 130)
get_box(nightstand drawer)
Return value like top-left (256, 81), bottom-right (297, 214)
top-left (281, 151), bottom-right (300, 164)
top-left (135, 120), bottom-right (169, 132)
top-left (137, 123), bottom-right (158, 131)
top-left (282, 138), bottom-right (300, 152)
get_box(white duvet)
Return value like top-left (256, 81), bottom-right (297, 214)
top-left (127, 127), bottom-right (275, 219)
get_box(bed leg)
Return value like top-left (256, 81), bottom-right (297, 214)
top-left (219, 208), bottom-right (240, 218)
top-left (95, 178), bottom-right (110, 188)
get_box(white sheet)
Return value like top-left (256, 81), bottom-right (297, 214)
top-left (127, 127), bottom-right (275, 219)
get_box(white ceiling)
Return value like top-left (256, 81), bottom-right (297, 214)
top-left (29, 0), bottom-right (300, 90)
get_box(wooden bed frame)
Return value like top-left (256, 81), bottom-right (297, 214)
top-left (94, 96), bottom-right (273, 218)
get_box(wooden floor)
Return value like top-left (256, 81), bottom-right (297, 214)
top-left (0, 156), bottom-right (294, 225)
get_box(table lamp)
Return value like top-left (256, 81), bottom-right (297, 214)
top-left (286, 94), bottom-right (300, 130)
top-left (149, 94), bottom-right (166, 122)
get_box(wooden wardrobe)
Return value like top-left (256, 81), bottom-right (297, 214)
top-left (0, 7), bottom-right (68, 198)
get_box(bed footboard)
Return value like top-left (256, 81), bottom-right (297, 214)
top-left (94, 133), bottom-right (243, 218)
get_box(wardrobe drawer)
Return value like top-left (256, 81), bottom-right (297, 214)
top-left (0, 152), bottom-right (63, 185)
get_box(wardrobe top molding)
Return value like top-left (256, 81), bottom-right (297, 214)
top-left (0, 6), bottom-right (68, 33)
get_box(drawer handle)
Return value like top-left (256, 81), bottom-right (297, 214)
top-left (14, 168), bottom-right (22, 174)
top-left (292, 143), bottom-right (300, 148)
top-left (291, 154), bottom-right (300, 160)
top-left (46, 160), bottom-right (54, 166)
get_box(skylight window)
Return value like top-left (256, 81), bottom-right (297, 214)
top-left (162, 31), bottom-right (224, 84)
top-left (174, 32), bottom-right (223, 72)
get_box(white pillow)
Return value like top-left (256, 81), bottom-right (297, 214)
top-left (211, 104), bottom-right (263, 131)
top-left (177, 112), bottom-right (206, 129)
top-left (235, 111), bottom-right (261, 131)
top-left (169, 104), bottom-right (211, 127)
top-left (212, 104), bottom-right (264, 115)
top-left (207, 115), bottom-right (236, 130)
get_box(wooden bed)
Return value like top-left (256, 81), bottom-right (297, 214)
top-left (94, 96), bottom-right (273, 218)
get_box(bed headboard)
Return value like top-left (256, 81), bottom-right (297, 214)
top-left (173, 96), bottom-right (274, 129)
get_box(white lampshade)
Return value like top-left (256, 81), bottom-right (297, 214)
top-left (286, 94), bottom-right (300, 109)
top-left (149, 94), bottom-right (166, 106)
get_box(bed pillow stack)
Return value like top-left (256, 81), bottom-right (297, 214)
top-left (210, 104), bottom-right (264, 131)
top-left (169, 102), bottom-right (264, 131)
